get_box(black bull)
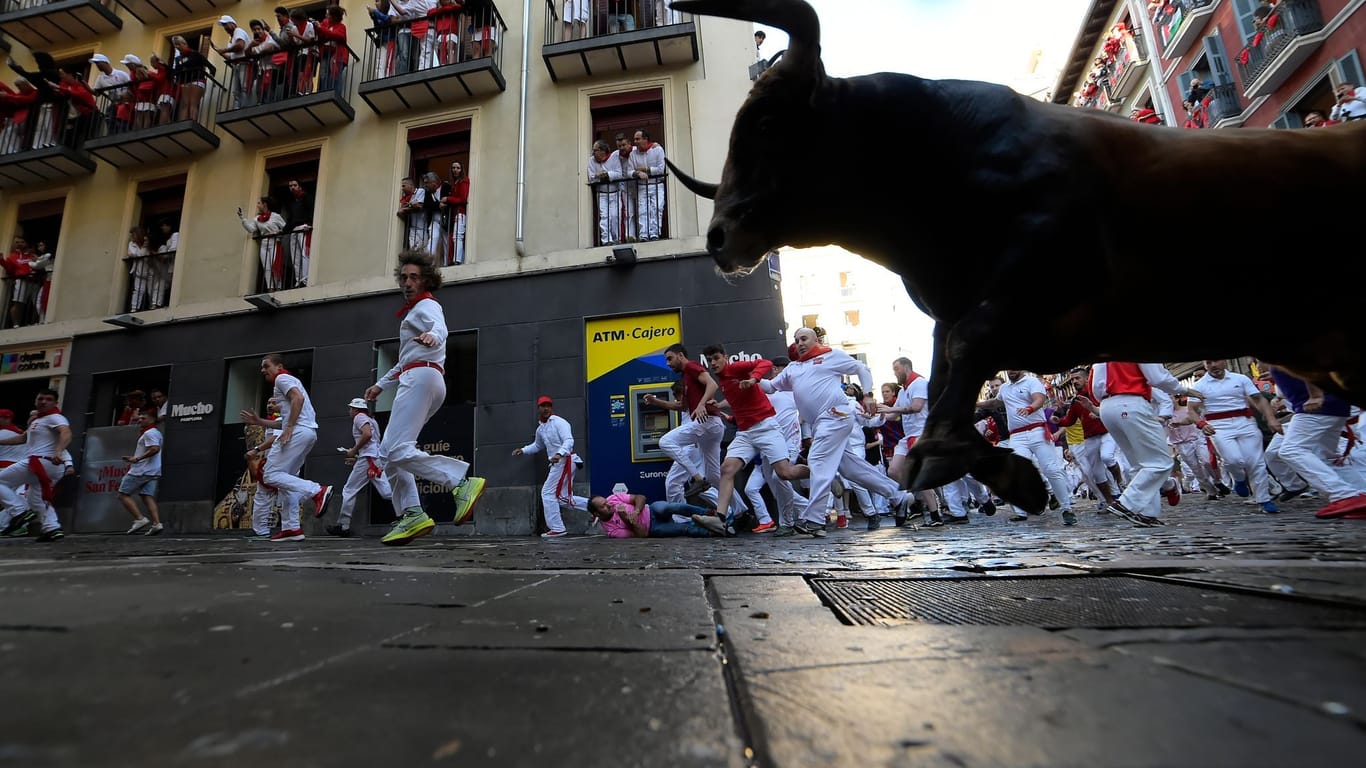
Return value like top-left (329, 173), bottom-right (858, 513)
top-left (667, 0), bottom-right (1366, 512)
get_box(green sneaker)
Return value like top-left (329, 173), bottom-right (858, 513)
top-left (451, 477), bottom-right (485, 526)
top-left (772, 525), bottom-right (797, 537)
top-left (382, 509), bottom-right (436, 546)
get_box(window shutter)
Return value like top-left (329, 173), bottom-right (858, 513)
top-left (1231, 0), bottom-right (1260, 44)
top-left (1204, 34), bottom-right (1232, 86)
top-left (1270, 114), bottom-right (1295, 129)
top-left (1337, 50), bottom-right (1365, 89)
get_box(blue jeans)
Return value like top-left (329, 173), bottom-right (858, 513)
top-left (647, 501), bottom-right (714, 537)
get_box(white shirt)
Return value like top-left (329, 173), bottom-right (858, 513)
top-left (377, 297), bottom-right (447, 390)
top-left (242, 212), bottom-right (286, 236)
top-left (1193, 371), bottom-right (1260, 415)
top-left (767, 390), bottom-right (800, 449)
top-left (128, 427), bottom-right (163, 476)
top-left (522, 414), bottom-right (575, 459)
top-left (94, 69), bottom-right (130, 91)
top-left (1330, 86), bottom-right (1366, 121)
top-left (1151, 388), bottom-right (1174, 419)
top-left (627, 143), bottom-right (667, 178)
top-left (587, 152), bottom-right (624, 185)
top-left (760, 348), bottom-right (872, 426)
top-left (898, 375), bottom-right (930, 437)
top-left (273, 372), bottom-right (318, 430)
top-left (226, 27), bottom-right (252, 59)
top-left (159, 232), bottom-right (179, 254)
top-left (24, 412), bottom-right (69, 458)
top-left (998, 375), bottom-right (1046, 432)
top-left (0, 424), bottom-right (26, 464)
top-left (352, 412), bottom-right (382, 459)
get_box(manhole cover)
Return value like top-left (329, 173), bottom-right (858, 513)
top-left (808, 576), bottom-right (1366, 628)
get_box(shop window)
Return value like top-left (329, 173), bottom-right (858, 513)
top-left (215, 349), bottom-right (315, 510)
top-left (124, 174), bottom-right (185, 313)
top-left (588, 87), bottom-right (667, 245)
top-left (405, 118), bottom-right (472, 266)
top-left (257, 149), bottom-right (320, 292)
top-left (4, 197), bottom-right (64, 330)
top-left (88, 366), bottom-right (172, 428)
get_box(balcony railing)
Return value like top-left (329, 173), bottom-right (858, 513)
top-left (1206, 82), bottom-right (1242, 125)
top-left (542, 0), bottom-right (698, 81)
top-left (1235, 0), bottom-right (1325, 98)
top-left (82, 68), bottom-right (225, 167)
top-left (588, 174), bottom-right (668, 247)
top-left (123, 249), bottom-right (174, 312)
top-left (358, 3), bottom-right (508, 115)
top-left (0, 93), bottom-right (97, 187)
top-left (1109, 31), bottom-right (1150, 98)
top-left (1, 271), bottom-right (48, 328)
top-left (250, 231), bottom-right (312, 294)
top-left (216, 42), bottom-right (357, 143)
top-left (0, 0), bottom-right (121, 49)
top-left (1155, 0), bottom-right (1215, 59)
top-left (401, 207), bottom-right (468, 266)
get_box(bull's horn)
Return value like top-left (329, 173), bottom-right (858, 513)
top-left (670, 0), bottom-right (820, 75)
top-left (666, 159), bottom-right (718, 199)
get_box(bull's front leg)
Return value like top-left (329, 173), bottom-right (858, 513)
top-left (906, 318), bottom-right (1049, 513)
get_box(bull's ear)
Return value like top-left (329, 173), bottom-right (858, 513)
top-left (671, 0), bottom-right (822, 81)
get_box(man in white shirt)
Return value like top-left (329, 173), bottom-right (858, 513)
top-left (239, 354), bottom-right (334, 541)
top-left (1329, 81), bottom-right (1366, 122)
top-left (513, 396), bottom-right (588, 537)
top-left (976, 370), bottom-right (1073, 524)
top-left (627, 129), bottom-right (667, 240)
top-left (330, 398), bottom-right (394, 537)
top-left (587, 140), bottom-right (625, 245)
top-left (211, 16), bottom-right (252, 107)
top-left (89, 53), bottom-right (131, 129)
top-left (878, 356), bottom-right (942, 525)
top-left (119, 409), bottom-right (165, 535)
top-left (0, 389), bottom-right (72, 541)
top-left (1192, 359), bottom-right (1283, 513)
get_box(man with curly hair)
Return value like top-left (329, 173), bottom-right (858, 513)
top-left (364, 251), bottom-right (474, 544)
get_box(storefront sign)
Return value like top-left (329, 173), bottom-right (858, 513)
top-left (170, 401), bottom-right (216, 422)
top-left (0, 343), bottom-right (69, 380)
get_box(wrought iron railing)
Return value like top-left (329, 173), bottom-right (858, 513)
top-left (1153, 0), bottom-right (1214, 53)
top-left (249, 231), bottom-right (311, 293)
top-left (544, 0), bottom-right (691, 45)
top-left (1234, 0), bottom-right (1324, 86)
top-left (401, 206), bottom-right (468, 266)
top-left (220, 40), bottom-right (357, 112)
top-left (588, 173), bottom-right (668, 246)
top-left (362, 1), bottom-right (507, 83)
top-left (86, 66), bottom-right (226, 141)
top-left (0, 92), bottom-right (86, 155)
top-left (1, 272), bottom-right (48, 328)
top-left (123, 249), bottom-right (174, 312)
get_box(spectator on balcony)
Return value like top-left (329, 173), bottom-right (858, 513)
top-left (247, 20), bottom-right (283, 105)
top-left (754, 29), bottom-right (765, 59)
top-left (48, 70), bottom-right (96, 145)
top-left (171, 36), bottom-right (215, 122)
top-left (390, 0), bottom-right (435, 75)
top-left (397, 176), bottom-right (426, 250)
top-left (607, 1), bottom-right (636, 34)
top-left (412, 171), bottom-right (447, 261)
top-left (442, 161), bottom-right (469, 265)
top-left (116, 390), bottom-right (147, 426)
top-left (119, 55), bottom-right (156, 131)
top-left (146, 54), bottom-right (174, 126)
top-left (31, 240), bottom-right (53, 324)
top-left (284, 180), bottom-right (314, 287)
top-left (429, 0), bottom-right (462, 66)
top-left (1130, 106), bottom-right (1162, 125)
top-left (88, 53), bottom-right (130, 132)
top-left (3, 236), bottom-right (39, 328)
top-left (587, 139), bottom-right (625, 246)
top-left (563, 0), bottom-right (589, 41)
top-left (153, 220), bottom-right (177, 310)
top-left (318, 5), bottom-right (349, 96)
top-left (1303, 110), bottom-right (1338, 129)
top-left (212, 16), bottom-right (252, 108)
top-left (240, 197), bottom-right (287, 292)
top-left (1186, 76), bottom-right (1211, 106)
top-left (628, 129), bottom-right (666, 241)
top-left (1330, 81), bottom-right (1366, 123)
top-left (612, 132), bottom-right (637, 241)
top-left (283, 8), bottom-right (320, 95)
top-left (126, 226), bottom-right (155, 312)
top-left (369, 0), bottom-right (401, 78)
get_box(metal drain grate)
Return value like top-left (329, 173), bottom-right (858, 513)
top-left (808, 576), bottom-right (1366, 628)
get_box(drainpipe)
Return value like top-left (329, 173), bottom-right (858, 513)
top-left (514, 0), bottom-right (532, 258)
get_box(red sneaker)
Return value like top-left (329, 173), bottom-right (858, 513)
top-left (1164, 485), bottom-right (1181, 507)
top-left (312, 485), bottom-right (334, 518)
top-left (1315, 494), bottom-right (1366, 519)
top-left (271, 529), bottom-right (305, 542)
top-left (835, 515), bottom-right (849, 529)
top-left (751, 521), bottom-right (776, 533)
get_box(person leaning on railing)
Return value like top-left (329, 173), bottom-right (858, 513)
top-left (170, 36), bottom-right (216, 122)
top-left (317, 5), bottom-right (349, 96)
top-left (239, 198), bottom-right (288, 292)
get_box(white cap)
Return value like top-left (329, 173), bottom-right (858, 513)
top-left (120, 54), bottom-right (143, 66)
top-left (89, 53), bottom-right (110, 64)
top-left (218, 14), bottom-right (236, 25)
top-left (347, 398), bottom-right (370, 410)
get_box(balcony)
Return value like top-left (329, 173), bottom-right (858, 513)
top-left (122, 249), bottom-right (174, 313)
top-left (0, 0), bottom-right (121, 50)
top-left (358, 4), bottom-right (508, 116)
top-left (216, 44), bottom-right (356, 144)
top-left (1109, 32), bottom-right (1149, 100)
top-left (82, 72), bottom-right (224, 168)
top-left (0, 97), bottom-right (96, 188)
top-left (1155, 0), bottom-right (1215, 60)
top-left (113, 0), bottom-right (232, 25)
top-left (588, 175), bottom-right (668, 246)
top-left (542, 0), bottom-right (698, 82)
top-left (1181, 83), bottom-right (1241, 129)
top-left (401, 206), bottom-right (468, 266)
top-left (249, 232), bottom-right (310, 294)
top-left (1, 271), bottom-right (48, 329)
top-left (1236, 0), bottom-right (1326, 99)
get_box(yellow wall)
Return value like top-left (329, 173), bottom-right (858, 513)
top-left (0, 1), bottom-right (755, 345)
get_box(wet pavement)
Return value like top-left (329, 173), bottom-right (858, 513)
top-left (3, 495), bottom-right (1365, 766)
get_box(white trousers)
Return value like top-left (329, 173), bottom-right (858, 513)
top-left (0, 459), bottom-right (61, 533)
top-left (449, 212), bottom-right (466, 266)
top-left (1208, 416), bottom-right (1271, 502)
top-left (942, 475), bottom-right (990, 517)
top-left (382, 367), bottom-right (469, 513)
top-left (635, 179), bottom-right (666, 240)
top-left (338, 457), bottom-right (394, 527)
top-left (1172, 438), bottom-right (1216, 491)
top-left (1071, 434), bottom-right (1116, 486)
top-left (595, 189), bottom-right (621, 245)
top-left (540, 458), bottom-right (575, 533)
top-left (260, 425), bottom-right (320, 531)
top-left (658, 417), bottom-right (724, 486)
top-left (1099, 395), bottom-right (1171, 519)
top-left (1275, 413), bottom-right (1364, 502)
top-left (289, 228), bottom-right (310, 287)
top-left (1007, 426), bottom-right (1072, 511)
top-left (803, 414), bottom-right (902, 526)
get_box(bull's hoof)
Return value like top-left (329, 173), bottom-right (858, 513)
top-left (905, 438), bottom-right (974, 491)
top-left (969, 450), bottom-right (1049, 513)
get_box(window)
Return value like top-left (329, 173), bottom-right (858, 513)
top-left (87, 366), bottom-right (171, 428)
top-left (164, 27), bottom-right (213, 59)
top-left (839, 271), bottom-right (855, 297)
top-left (589, 88), bottom-right (667, 245)
top-left (215, 349), bottom-right (314, 508)
top-left (406, 118), bottom-right (472, 265)
top-left (801, 314), bottom-right (819, 330)
top-left (52, 52), bottom-right (93, 84)
top-left (257, 149), bottom-right (320, 292)
top-left (3, 197), bottom-right (64, 330)
top-left (1232, 0), bottom-right (1261, 44)
top-left (124, 174), bottom-right (185, 313)
top-left (845, 310), bottom-right (860, 327)
top-left (1337, 50), bottom-right (1365, 89)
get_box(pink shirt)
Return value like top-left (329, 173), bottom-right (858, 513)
top-left (600, 492), bottom-right (650, 538)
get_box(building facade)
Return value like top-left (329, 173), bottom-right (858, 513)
top-left (0, 0), bottom-right (786, 534)
top-left (1052, 0), bottom-right (1364, 129)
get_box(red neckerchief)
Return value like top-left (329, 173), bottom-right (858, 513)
top-left (269, 367), bottom-right (290, 384)
top-left (256, 212), bottom-right (271, 222)
top-left (796, 344), bottom-right (832, 362)
top-left (140, 423), bottom-right (155, 434)
top-left (397, 291), bottom-right (432, 318)
top-left (292, 187), bottom-right (305, 199)
top-left (539, 411), bottom-right (553, 424)
top-left (36, 405), bottom-right (61, 417)
top-left (906, 372), bottom-right (922, 384)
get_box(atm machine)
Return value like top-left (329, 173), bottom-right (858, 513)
top-left (628, 382), bottom-right (681, 461)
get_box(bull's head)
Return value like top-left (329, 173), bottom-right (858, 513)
top-left (668, 0), bottom-right (826, 276)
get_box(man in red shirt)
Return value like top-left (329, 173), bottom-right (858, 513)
top-left (702, 345), bottom-right (810, 532)
top-left (642, 343), bottom-right (723, 503)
